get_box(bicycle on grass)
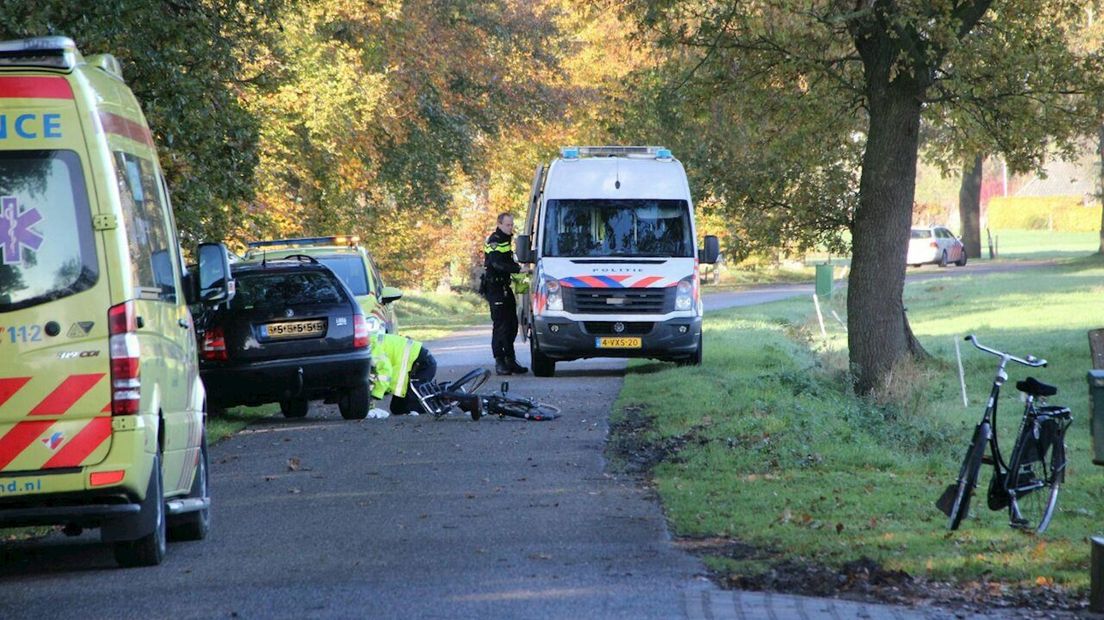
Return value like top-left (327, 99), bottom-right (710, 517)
top-left (936, 335), bottom-right (1071, 534)
top-left (408, 368), bottom-right (561, 421)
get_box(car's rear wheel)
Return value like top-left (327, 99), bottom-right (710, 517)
top-left (114, 454), bottom-right (167, 567)
top-left (938, 250), bottom-right (948, 268)
top-left (280, 398), bottom-right (309, 418)
top-left (338, 385), bottom-right (370, 420)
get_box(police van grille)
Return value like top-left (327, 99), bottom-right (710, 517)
top-left (565, 288), bottom-right (672, 314)
top-left (583, 321), bottom-right (654, 335)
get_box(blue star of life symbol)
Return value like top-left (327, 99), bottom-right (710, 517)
top-left (0, 196), bottom-right (44, 265)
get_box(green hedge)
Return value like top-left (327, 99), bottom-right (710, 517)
top-left (987, 195), bottom-right (1100, 232)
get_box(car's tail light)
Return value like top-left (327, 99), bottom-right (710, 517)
top-left (108, 301), bottom-right (140, 416)
top-left (201, 325), bottom-right (228, 362)
top-left (930, 241), bottom-right (938, 248)
top-left (353, 315), bottom-right (369, 349)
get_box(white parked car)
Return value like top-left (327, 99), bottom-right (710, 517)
top-left (908, 226), bottom-right (966, 267)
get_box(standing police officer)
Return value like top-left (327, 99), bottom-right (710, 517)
top-left (483, 213), bottom-right (528, 375)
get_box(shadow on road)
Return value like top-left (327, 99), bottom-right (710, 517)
top-left (551, 367), bottom-right (629, 378)
top-left (0, 535), bottom-right (122, 576)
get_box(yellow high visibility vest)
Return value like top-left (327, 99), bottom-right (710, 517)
top-left (370, 333), bottom-right (423, 399)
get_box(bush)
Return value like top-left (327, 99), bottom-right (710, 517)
top-left (987, 196), bottom-right (1099, 232)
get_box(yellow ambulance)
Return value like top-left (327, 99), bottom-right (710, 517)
top-left (0, 36), bottom-right (234, 567)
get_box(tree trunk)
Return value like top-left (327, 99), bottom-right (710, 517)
top-left (1098, 122), bottom-right (1104, 254)
top-left (958, 154), bottom-right (983, 258)
top-left (847, 83), bottom-right (928, 394)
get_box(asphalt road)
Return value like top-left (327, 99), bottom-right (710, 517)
top-left (0, 259), bottom-right (1052, 619)
top-left (0, 326), bottom-right (710, 619)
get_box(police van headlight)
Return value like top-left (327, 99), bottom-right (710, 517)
top-left (675, 278), bottom-right (694, 311)
top-left (545, 278), bottom-right (563, 311)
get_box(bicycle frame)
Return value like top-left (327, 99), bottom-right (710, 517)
top-left (966, 335), bottom-right (1048, 478)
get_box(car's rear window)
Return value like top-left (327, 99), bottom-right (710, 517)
top-left (0, 150), bottom-right (97, 311)
top-left (315, 255), bottom-right (369, 296)
top-left (230, 270), bottom-right (347, 310)
top-left (910, 229), bottom-right (932, 239)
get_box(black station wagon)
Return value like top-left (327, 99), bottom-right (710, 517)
top-left (196, 257), bottom-right (372, 419)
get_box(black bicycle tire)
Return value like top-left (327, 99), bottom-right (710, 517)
top-left (949, 425), bottom-right (989, 530)
top-left (446, 368), bottom-right (490, 394)
top-left (1007, 422), bottom-right (1065, 534)
top-left (489, 398), bottom-right (560, 421)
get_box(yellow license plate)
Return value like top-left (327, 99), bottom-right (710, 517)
top-left (263, 320), bottom-right (326, 339)
top-left (596, 337), bottom-right (642, 349)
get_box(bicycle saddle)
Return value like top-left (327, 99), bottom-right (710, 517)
top-left (1016, 376), bottom-right (1057, 397)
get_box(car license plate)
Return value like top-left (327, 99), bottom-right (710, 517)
top-left (596, 337), bottom-right (641, 349)
top-left (262, 320), bottom-right (326, 339)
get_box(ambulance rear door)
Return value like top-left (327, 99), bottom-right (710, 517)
top-left (0, 73), bottom-right (114, 476)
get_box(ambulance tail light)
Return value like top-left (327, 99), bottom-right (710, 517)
top-left (353, 315), bottom-right (369, 349)
top-left (201, 326), bottom-right (228, 362)
top-left (108, 301), bottom-right (141, 416)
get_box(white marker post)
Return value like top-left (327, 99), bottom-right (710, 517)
top-left (812, 294), bottom-right (827, 339)
top-left (955, 337), bottom-right (968, 407)
top-left (830, 310), bottom-right (847, 332)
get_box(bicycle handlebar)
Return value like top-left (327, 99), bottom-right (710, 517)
top-left (964, 334), bottom-right (1047, 367)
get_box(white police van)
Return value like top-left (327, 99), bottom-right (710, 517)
top-left (516, 146), bottom-right (719, 377)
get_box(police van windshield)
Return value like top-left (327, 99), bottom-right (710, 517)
top-left (0, 150), bottom-right (97, 311)
top-left (541, 199), bottom-right (693, 258)
top-left (315, 255), bottom-right (369, 296)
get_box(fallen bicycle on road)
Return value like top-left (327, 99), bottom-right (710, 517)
top-left (408, 368), bottom-right (560, 421)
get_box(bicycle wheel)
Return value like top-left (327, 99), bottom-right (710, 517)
top-left (489, 397), bottom-right (561, 421)
top-left (942, 423), bottom-right (990, 530)
top-left (445, 368), bottom-right (490, 394)
top-left (1007, 416), bottom-right (1068, 534)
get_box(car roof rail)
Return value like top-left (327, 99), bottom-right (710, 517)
top-left (276, 254), bottom-right (321, 265)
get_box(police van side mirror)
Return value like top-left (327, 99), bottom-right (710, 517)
top-left (700, 235), bottom-right (720, 265)
top-left (515, 234), bottom-right (532, 264)
top-left (197, 242), bottom-right (235, 305)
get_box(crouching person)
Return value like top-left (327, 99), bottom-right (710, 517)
top-left (370, 332), bottom-right (437, 415)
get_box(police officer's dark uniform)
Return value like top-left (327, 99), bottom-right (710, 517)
top-left (483, 226), bottom-right (528, 375)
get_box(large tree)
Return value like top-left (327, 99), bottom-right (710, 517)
top-left (632, 0), bottom-right (1104, 393)
top-left (0, 0), bottom-right (284, 245)
top-left (242, 0), bottom-right (575, 282)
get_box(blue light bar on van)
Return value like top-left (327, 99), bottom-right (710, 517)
top-left (0, 37), bottom-right (80, 71)
top-left (564, 146), bottom-right (673, 160)
top-left (246, 236), bottom-right (360, 249)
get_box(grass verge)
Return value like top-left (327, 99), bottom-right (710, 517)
top-left (394, 289), bottom-right (486, 341)
top-left (208, 404), bottom-right (280, 444)
top-left (613, 254), bottom-right (1104, 607)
